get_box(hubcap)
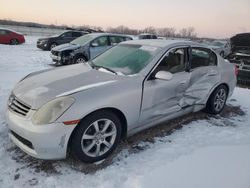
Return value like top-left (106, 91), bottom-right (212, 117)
top-left (81, 119), bottom-right (117, 157)
top-left (214, 88), bottom-right (226, 112)
top-left (76, 58), bottom-right (85, 64)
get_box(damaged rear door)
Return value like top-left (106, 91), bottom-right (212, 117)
top-left (181, 47), bottom-right (220, 107)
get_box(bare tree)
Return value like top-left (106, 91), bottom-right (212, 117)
top-left (157, 27), bottom-right (176, 37)
top-left (179, 27), bottom-right (197, 38)
top-left (142, 26), bottom-right (156, 34)
top-left (107, 25), bottom-right (139, 35)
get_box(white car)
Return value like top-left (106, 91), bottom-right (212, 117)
top-left (6, 40), bottom-right (237, 163)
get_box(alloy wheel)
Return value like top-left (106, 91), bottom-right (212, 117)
top-left (213, 88), bottom-right (227, 112)
top-left (76, 57), bottom-right (86, 64)
top-left (81, 119), bottom-right (117, 157)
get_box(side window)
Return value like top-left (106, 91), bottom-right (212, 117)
top-left (0, 30), bottom-right (8, 35)
top-left (61, 32), bottom-right (72, 38)
top-left (72, 32), bottom-right (82, 37)
top-left (110, 36), bottom-right (124, 45)
top-left (154, 48), bottom-right (186, 74)
top-left (191, 48), bottom-right (217, 69)
top-left (91, 36), bottom-right (108, 47)
top-left (152, 35), bottom-right (157, 39)
top-left (125, 37), bottom-right (132, 41)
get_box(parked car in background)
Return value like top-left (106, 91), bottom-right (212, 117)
top-left (6, 40), bottom-right (236, 163)
top-left (37, 31), bottom-right (88, 50)
top-left (138, 33), bottom-right (158, 39)
top-left (226, 33), bottom-right (250, 84)
top-left (50, 33), bottom-right (133, 65)
top-left (0, 28), bottom-right (25, 45)
top-left (207, 40), bottom-right (231, 57)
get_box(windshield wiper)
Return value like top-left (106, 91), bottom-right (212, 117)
top-left (88, 61), bottom-right (117, 74)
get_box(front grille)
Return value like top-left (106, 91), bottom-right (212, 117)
top-left (11, 130), bottom-right (34, 149)
top-left (8, 95), bottom-right (31, 117)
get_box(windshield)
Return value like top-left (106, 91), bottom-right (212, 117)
top-left (91, 44), bottom-right (159, 75)
top-left (71, 34), bottom-right (95, 45)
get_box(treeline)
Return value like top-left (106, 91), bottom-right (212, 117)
top-left (107, 25), bottom-right (197, 38)
top-left (0, 19), bottom-right (197, 38)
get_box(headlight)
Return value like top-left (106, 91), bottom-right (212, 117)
top-left (32, 96), bottom-right (75, 125)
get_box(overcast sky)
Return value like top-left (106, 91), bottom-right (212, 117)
top-left (0, 0), bottom-right (249, 38)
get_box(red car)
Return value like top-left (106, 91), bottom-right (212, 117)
top-left (0, 29), bottom-right (25, 45)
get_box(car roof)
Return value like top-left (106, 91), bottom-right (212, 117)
top-left (122, 39), bottom-right (203, 48)
top-left (86, 32), bottom-right (132, 38)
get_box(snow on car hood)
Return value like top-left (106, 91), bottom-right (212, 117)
top-left (52, 43), bottom-right (81, 52)
top-left (13, 64), bottom-right (118, 109)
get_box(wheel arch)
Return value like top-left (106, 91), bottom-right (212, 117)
top-left (73, 53), bottom-right (88, 62)
top-left (67, 107), bottom-right (128, 151)
top-left (206, 82), bottom-right (229, 105)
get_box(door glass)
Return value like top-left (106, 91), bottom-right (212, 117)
top-left (191, 48), bottom-right (217, 69)
top-left (154, 48), bottom-right (186, 74)
top-left (0, 30), bottom-right (7, 35)
top-left (61, 32), bottom-right (72, 38)
top-left (110, 36), bottom-right (124, 45)
top-left (91, 36), bottom-right (108, 47)
top-left (72, 32), bottom-right (82, 37)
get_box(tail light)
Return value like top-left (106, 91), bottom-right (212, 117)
top-left (234, 65), bottom-right (239, 76)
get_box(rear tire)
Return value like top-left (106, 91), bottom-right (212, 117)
top-left (70, 110), bottom-right (122, 163)
top-left (10, 38), bottom-right (19, 45)
top-left (49, 43), bottom-right (57, 50)
top-left (205, 85), bottom-right (228, 114)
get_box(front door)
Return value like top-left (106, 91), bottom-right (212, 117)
top-left (140, 47), bottom-right (191, 124)
top-left (90, 36), bottom-right (110, 59)
top-left (58, 32), bottom-right (73, 44)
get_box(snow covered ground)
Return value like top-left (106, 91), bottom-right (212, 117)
top-left (0, 36), bottom-right (250, 188)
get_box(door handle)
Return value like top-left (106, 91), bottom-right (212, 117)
top-left (180, 80), bottom-right (187, 84)
top-left (207, 70), bottom-right (217, 76)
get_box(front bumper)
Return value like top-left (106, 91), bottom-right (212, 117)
top-left (50, 54), bottom-right (71, 65)
top-left (5, 109), bottom-right (76, 160)
top-left (37, 41), bottom-right (49, 50)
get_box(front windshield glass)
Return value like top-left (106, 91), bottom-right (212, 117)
top-left (91, 44), bottom-right (159, 75)
top-left (71, 34), bottom-right (95, 45)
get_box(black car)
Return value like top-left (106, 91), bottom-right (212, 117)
top-left (138, 33), bottom-right (158, 39)
top-left (50, 33), bottom-right (133, 65)
top-left (37, 31), bottom-right (88, 50)
top-left (226, 33), bottom-right (250, 84)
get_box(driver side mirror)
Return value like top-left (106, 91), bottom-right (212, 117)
top-left (154, 71), bottom-right (173, 81)
top-left (91, 42), bottom-right (99, 47)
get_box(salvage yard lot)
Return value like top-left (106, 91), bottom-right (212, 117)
top-left (0, 36), bottom-right (250, 188)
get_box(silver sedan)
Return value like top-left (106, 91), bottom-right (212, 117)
top-left (6, 40), bottom-right (237, 163)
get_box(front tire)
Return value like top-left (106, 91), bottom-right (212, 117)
top-left (70, 110), bottom-right (122, 163)
top-left (206, 85), bottom-right (228, 114)
top-left (74, 55), bottom-right (87, 64)
top-left (10, 38), bottom-right (19, 45)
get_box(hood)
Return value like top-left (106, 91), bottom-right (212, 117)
top-left (13, 64), bottom-right (119, 109)
top-left (38, 37), bottom-right (50, 41)
top-left (52, 43), bottom-right (81, 52)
